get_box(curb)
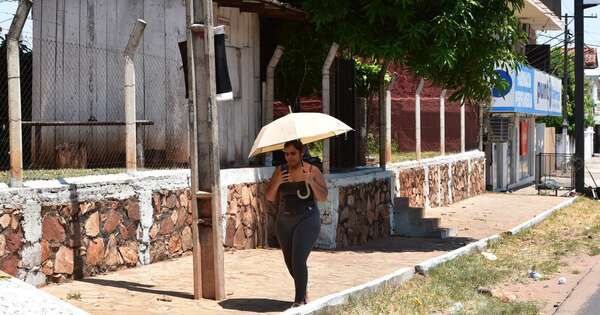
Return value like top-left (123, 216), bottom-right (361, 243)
top-left (506, 197), bottom-right (577, 235)
top-left (280, 267), bottom-right (414, 315)
top-left (0, 271), bottom-right (89, 315)
top-left (415, 234), bottom-right (501, 274)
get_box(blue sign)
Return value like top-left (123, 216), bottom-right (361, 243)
top-left (492, 70), bottom-right (512, 98)
top-left (490, 65), bottom-right (561, 117)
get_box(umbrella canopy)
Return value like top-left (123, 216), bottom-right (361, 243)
top-left (248, 112), bottom-right (353, 158)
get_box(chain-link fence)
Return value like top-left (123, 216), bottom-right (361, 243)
top-left (1, 35), bottom-right (190, 183)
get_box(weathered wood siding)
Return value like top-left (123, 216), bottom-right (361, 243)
top-left (32, 1), bottom-right (260, 168)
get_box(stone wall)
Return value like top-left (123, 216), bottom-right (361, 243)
top-left (224, 183), bottom-right (277, 250)
top-left (149, 190), bottom-right (194, 263)
top-left (336, 180), bottom-right (391, 247)
top-left (39, 199), bottom-right (141, 283)
top-left (397, 167), bottom-right (426, 208)
top-left (0, 208), bottom-right (23, 277)
top-left (390, 151), bottom-right (486, 211)
top-left (469, 158), bottom-right (486, 197)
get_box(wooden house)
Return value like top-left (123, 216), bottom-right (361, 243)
top-left (31, 0), bottom-right (304, 169)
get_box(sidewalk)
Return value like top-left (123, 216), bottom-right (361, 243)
top-left (40, 190), bottom-right (568, 315)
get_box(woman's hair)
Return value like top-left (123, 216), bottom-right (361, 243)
top-left (284, 140), bottom-right (304, 153)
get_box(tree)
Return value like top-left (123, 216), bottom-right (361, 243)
top-left (298, 0), bottom-right (527, 102)
top-left (536, 47), bottom-right (595, 135)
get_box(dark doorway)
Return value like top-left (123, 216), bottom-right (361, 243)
top-left (330, 57), bottom-right (358, 171)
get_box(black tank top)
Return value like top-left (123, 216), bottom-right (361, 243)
top-left (278, 181), bottom-right (316, 213)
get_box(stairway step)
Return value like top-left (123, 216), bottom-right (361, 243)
top-left (393, 197), bottom-right (410, 208)
top-left (421, 218), bottom-right (441, 231)
top-left (431, 227), bottom-right (457, 239)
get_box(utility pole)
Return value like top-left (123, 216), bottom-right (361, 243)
top-left (185, 0), bottom-right (225, 300)
top-left (575, 0), bottom-right (585, 192)
top-left (562, 14), bottom-right (569, 135)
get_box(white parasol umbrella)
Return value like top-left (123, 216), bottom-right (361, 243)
top-left (248, 112), bottom-right (353, 158)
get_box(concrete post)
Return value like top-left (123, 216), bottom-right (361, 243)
top-left (6, 0), bottom-right (32, 187)
top-left (415, 79), bottom-right (425, 161)
top-left (322, 43), bottom-right (339, 174)
top-left (440, 89), bottom-right (447, 155)
top-left (123, 19), bottom-right (147, 174)
top-left (460, 98), bottom-right (466, 153)
top-left (263, 46), bottom-right (284, 167)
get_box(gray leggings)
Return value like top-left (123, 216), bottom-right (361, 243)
top-left (276, 207), bottom-right (321, 303)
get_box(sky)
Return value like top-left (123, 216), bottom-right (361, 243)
top-left (0, 0), bottom-right (33, 44)
top-left (536, 1), bottom-right (600, 48)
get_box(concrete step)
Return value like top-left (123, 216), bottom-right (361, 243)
top-left (428, 227), bottom-right (457, 239)
top-left (421, 217), bottom-right (441, 230)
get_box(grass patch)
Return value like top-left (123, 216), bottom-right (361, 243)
top-left (0, 168), bottom-right (128, 184)
top-left (335, 198), bottom-right (600, 315)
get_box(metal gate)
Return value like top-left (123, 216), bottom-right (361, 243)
top-left (330, 57), bottom-right (358, 171)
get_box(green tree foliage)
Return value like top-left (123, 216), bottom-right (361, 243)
top-left (536, 48), bottom-right (595, 135)
top-left (298, 0), bottom-right (527, 102)
top-left (274, 22), bottom-right (331, 107)
top-left (355, 59), bottom-right (390, 98)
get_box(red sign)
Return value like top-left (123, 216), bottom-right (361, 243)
top-left (520, 120), bottom-right (528, 156)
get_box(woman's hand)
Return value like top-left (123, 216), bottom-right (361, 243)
top-left (266, 166), bottom-right (286, 202)
top-left (303, 164), bottom-right (328, 202)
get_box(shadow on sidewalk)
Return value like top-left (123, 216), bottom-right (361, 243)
top-left (218, 298), bottom-right (292, 313)
top-left (316, 236), bottom-right (479, 254)
top-left (79, 278), bottom-right (194, 299)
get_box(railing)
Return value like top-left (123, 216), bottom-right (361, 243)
top-left (536, 153), bottom-right (579, 195)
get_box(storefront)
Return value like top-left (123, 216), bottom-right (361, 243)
top-left (485, 65), bottom-right (562, 191)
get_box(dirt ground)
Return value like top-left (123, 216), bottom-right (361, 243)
top-left (498, 254), bottom-right (600, 314)
top-left (41, 192), bottom-right (568, 315)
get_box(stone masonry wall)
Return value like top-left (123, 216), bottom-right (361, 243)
top-left (224, 183), bottom-right (277, 250)
top-left (469, 158), bottom-right (486, 197)
top-left (397, 167), bottom-right (426, 208)
top-left (391, 152), bottom-right (486, 211)
top-left (451, 160), bottom-right (469, 203)
top-left (149, 190), bottom-right (194, 263)
top-left (336, 179), bottom-right (390, 248)
top-left (0, 207), bottom-right (23, 277)
top-left (39, 199), bottom-right (141, 283)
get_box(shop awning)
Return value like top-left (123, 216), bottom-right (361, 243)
top-left (491, 65), bottom-right (562, 117)
top-left (518, 0), bottom-right (562, 31)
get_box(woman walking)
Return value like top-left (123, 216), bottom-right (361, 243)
top-left (266, 140), bottom-right (328, 307)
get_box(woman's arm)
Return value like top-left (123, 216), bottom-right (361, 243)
top-left (266, 166), bottom-right (282, 202)
top-left (306, 164), bottom-right (328, 202)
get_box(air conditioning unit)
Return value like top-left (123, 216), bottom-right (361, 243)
top-left (488, 117), bottom-right (512, 143)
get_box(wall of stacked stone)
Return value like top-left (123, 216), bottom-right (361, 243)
top-left (0, 207), bottom-right (23, 277)
top-left (224, 182), bottom-right (278, 250)
top-left (0, 154), bottom-right (486, 286)
top-left (39, 199), bottom-right (141, 283)
top-left (390, 151), bottom-right (486, 210)
top-left (148, 190), bottom-right (194, 263)
top-left (336, 179), bottom-right (391, 248)
top-left (0, 170), bottom-right (192, 286)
